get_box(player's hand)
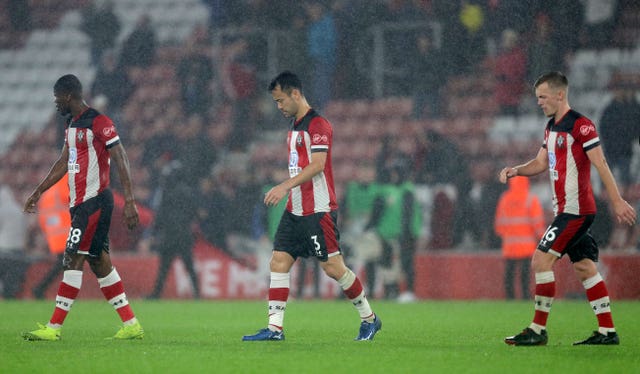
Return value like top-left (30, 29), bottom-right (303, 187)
top-left (499, 167), bottom-right (518, 184)
top-left (613, 198), bottom-right (636, 227)
top-left (264, 185), bottom-right (287, 207)
top-left (23, 191), bottom-right (41, 213)
top-left (123, 201), bottom-right (139, 230)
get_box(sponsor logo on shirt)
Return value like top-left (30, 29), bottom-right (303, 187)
top-left (312, 133), bottom-right (328, 144)
top-left (103, 126), bottom-right (115, 137)
top-left (580, 124), bottom-right (595, 136)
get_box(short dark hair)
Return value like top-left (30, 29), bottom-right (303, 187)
top-left (54, 74), bottom-right (83, 98)
top-left (534, 71), bottom-right (568, 90)
top-left (268, 71), bottom-right (302, 95)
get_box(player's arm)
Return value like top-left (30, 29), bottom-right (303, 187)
top-left (499, 147), bottom-right (548, 184)
top-left (264, 151), bottom-right (327, 206)
top-left (24, 144), bottom-right (69, 213)
top-left (109, 143), bottom-right (139, 229)
top-left (587, 145), bottom-right (636, 226)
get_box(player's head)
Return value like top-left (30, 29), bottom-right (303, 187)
top-left (53, 74), bottom-right (83, 115)
top-left (269, 71), bottom-right (304, 118)
top-left (534, 71), bottom-right (569, 118)
top-left (269, 71), bottom-right (303, 96)
top-left (534, 71), bottom-right (568, 91)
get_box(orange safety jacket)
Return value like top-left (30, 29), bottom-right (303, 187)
top-left (494, 177), bottom-right (545, 259)
top-left (37, 176), bottom-right (70, 254)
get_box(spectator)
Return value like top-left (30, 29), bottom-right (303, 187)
top-left (0, 185), bottom-right (29, 299)
top-left (410, 32), bottom-right (447, 119)
top-left (141, 118), bottom-right (173, 190)
top-left (527, 13), bottom-right (562, 85)
top-left (582, 0), bottom-right (618, 48)
top-left (545, 0), bottom-right (583, 59)
top-left (147, 157), bottom-right (200, 299)
top-left (366, 152), bottom-right (421, 301)
top-left (436, 0), bottom-right (486, 75)
top-left (119, 14), bottom-right (156, 70)
top-left (599, 77), bottom-right (640, 192)
top-left (305, 2), bottom-right (337, 111)
top-left (8, 0), bottom-right (32, 33)
top-left (495, 176), bottom-right (545, 300)
top-left (221, 37), bottom-right (258, 151)
top-left (493, 29), bottom-right (527, 116)
top-left (81, 1), bottom-right (121, 66)
top-left (91, 50), bottom-right (133, 115)
top-left (471, 162), bottom-right (505, 249)
top-left (177, 30), bottom-right (215, 118)
top-left (296, 258), bottom-right (320, 299)
top-left (415, 130), bottom-right (473, 247)
top-left (197, 175), bottom-right (232, 250)
top-left (174, 114), bottom-right (217, 186)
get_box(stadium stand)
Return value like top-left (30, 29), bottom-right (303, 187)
top-left (1, 1), bottom-right (638, 260)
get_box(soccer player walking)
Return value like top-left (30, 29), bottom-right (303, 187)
top-left (22, 74), bottom-right (143, 341)
top-left (242, 71), bottom-right (381, 341)
top-left (500, 72), bottom-right (636, 346)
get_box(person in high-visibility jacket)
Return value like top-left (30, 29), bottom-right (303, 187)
top-left (32, 175), bottom-right (70, 299)
top-left (495, 176), bottom-right (545, 300)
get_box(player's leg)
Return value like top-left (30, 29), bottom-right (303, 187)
top-left (242, 210), bottom-right (298, 340)
top-left (242, 249), bottom-right (294, 341)
top-left (88, 250), bottom-right (143, 339)
top-left (570, 235), bottom-right (619, 345)
top-left (22, 251), bottom-right (85, 341)
top-left (320, 254), bottom-right (381, 341)
top-left (504, 249), bottom-right (556, 346)
top-left (23, 198), bottom-right (95, 342)
top-left (87, 190), bottom-right (142, 339)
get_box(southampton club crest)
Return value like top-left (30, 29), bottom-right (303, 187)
top-left (556, 135), bottom-right (564, 148)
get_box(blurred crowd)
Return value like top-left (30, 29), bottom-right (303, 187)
top-left (1, 0), bottom-right (639, 299)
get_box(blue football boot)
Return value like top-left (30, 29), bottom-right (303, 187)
top-left (355, 315), bottom-right (382, 341)
top-left (242, 328), bottom-right (285, 341)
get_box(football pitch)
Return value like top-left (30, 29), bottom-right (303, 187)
top-left (2, 299), bottom-right (639, 373)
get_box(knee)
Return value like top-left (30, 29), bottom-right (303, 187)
top-left (573, 260), bottom-right (597, 281)
top-left (87, 255), bottom-right (112, 276)
top-left (321, 261), bottom-right (348, 281)
top-left (531, 251), bottom-right (554, 273)
top-left (62, 252), bottom-right (83, 271)
top-left (269, 252), bottom-right (293, 273)
top-left (87, 257), bottom-right (103, 273)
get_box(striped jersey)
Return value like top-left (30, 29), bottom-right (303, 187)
top-left (65, 108), bottom-right (120, 208)
top-left (542, 110), bottom-right (598, 215)
top-left (285, 109), bottom-right (338, 216)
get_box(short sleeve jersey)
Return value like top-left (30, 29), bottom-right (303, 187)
top-left (65, 108), bottom-right (120, 207)
top-left (286, 109), bottom-right (338, 216)
top-left (542, 110), bottom-right (598, 215)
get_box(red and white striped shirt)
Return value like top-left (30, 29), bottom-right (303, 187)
top-left (285, 109), bottom-right (338, 216)
top-left (543, 110), bottom-right (599, 215)
top-left (65, 108), bottom-right (120, 207)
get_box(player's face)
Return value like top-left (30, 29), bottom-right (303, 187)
top-left (535, 82), bottom-right (561, 118)
top-left (54, 91), bottom-right (71, 116)
top-left (271, 86), bottom-right (298, 118)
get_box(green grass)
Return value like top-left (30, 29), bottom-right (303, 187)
top-left (2, 299), bottom-right (639, 373)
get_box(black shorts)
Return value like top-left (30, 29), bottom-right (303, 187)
top-left (536, 213), bottom-right (598, 263)
top-left (66, 189), bottom-right (113, 258)
top-left (273, 210), bottom-right (341, 262)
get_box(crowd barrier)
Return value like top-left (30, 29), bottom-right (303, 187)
top-left (19, 240), bottom-right (640, 300)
